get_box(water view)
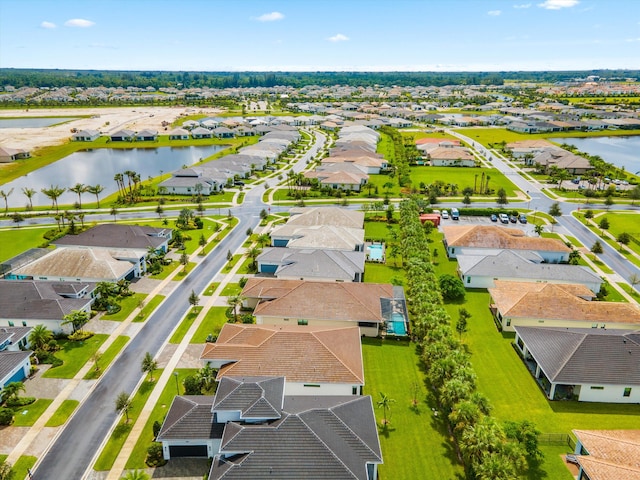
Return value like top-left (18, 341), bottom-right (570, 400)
top-left (554, 136), bottom-right (640, 175)
top-left (3, 145), bottom-right (226, 207)
top-left (0, 117), bottom-right (80, 128)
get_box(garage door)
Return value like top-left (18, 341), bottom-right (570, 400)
top-left (169, 445), bottom-right (208, 458)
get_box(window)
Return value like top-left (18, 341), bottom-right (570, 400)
top-left (352, 387), bottom-right (358, 395)
top-left (8, 321), bottom-right (14, 327)
top-left (303, 384), bottom-right (320, 388)
top-left (466, 276), bottom-right (471, 284)
top-left (297, 319), bottom-right (308, 326)
top-left (22, 321), bottom-right (27, 326)
top-left (506, 319), bottom-right (511, 327)
top-left (624, 388), bottom-right (632, 397)
top-left (590, 386), bottom-right (604, 390)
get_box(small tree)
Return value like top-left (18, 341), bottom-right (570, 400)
top-left (548, 202), bottom-right (562, 218)
top-left (376, 392), bottom-right (396, 426)
top-left (617, 232), bottom-right (631, 252)
top-left (189, 290), bottom-right (200, 308)
top-left (180, 252), bottom-right (190, 270)
top-left (457, 308), bottom-right (471, 340)
top-left (226, 250), bottom-right (233, 261)
top-left (0, 459), bottom-right (13, 480)
top-left (584, 209), bottom-right (594, 220)
top-left (591, 240), bottom-right (603, 254)
top-left (62, 310), bottom-right (90, 334)
top-left (598, 217), bottom-right (610, 235)
top-left (604, 195), bottom-right (614, 210)
top-left (462, 194), bottom-right (471, 206)
top-left (496, 188), bottom-right (508, 206)
top-left (227, 294), bottom-right (245, 323)
top-left (439, 274), bottom-right (466, 302)
top-left (141, 352), bottom-right (158, 382)
top-left (115, 391), bottom-right (132, 423)
top-left (29, 324), bottom-right (53, 351)
top-left (110, 207), bottom-right (118, 222)
top-left (260, 208), bottom-right (268, 220)
top-left (11, 212), bottom-right (24, 227)
top-left (198, 233), bottom-right (206, 251)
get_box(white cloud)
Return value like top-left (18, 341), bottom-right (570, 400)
top-left (513, 3), bottom-right (532, 8)
top-left (626, 37), bottom-right (640, 42)
top-left (538, 0), bottom-right (579, 10)
top-left (488, 10), bottom-right (502, 16)
top-left (327, 33), bottom-right (349, 42)
top-left (255, 11), bottom-right (284, 22)
top-left (40, 21), bottom-right (56, 29)
top-left (64, 18), bottom-right (95, 27)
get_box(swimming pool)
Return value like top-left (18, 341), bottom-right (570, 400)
top-left (387, 312), bottom-right (407, 335)
top-left (368, 244), bottom-right (384, 261)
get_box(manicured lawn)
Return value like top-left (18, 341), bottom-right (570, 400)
top-left (42, 334), bottom-right (108, 379)
top-left (618, 282), bottom-right (640, 302)
top-left (125, 369), bottom-right (198, 469)
top-left (364, 219), bottom-right (399, 241)
top-left (364, 263), bottom-right (406, 284)
top-left (586, 253), bottom-right (614, 274)
top-left (150, 259), bottom-right (179, 280)
top-left (83, 336), bottom-right (130, 380)
top-left (103, 293), bottom-right (147, 321)
top-left (191, 307), bottom-right (229, 343)
top-left (133, 295), bottom-right (165, 323)
top-left (238, 256), bottom-right (257, 274)
top-left (45, 399), bottom-right (80, 427)
top-left (0, 226), bottom-right (52, 263)
top-left (221, 254), bottom-right (242, 273)
top-left (409, 166), bottom-right (519, 196)
top-left (169, 307), bottom-right (201, 344)
top-left (594, 211), bottom-right (640, 255)
top-left (600, 280), bottom-right (627, 303)
top-left (93, 374), bottom-right (161, 471)
top-left (220, 283), bottom-right (241, 297)
top-left (203, 282), bottom-right (220, 296)
top-left (362, 338), bottom-right (464, 480)
top-left (12, 399), bottom-right (53, 426)
top-left (11, 456), bottom-right (37, 480)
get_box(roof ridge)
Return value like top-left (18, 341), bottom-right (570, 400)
top-left (312, 328), bottom-right (363, 382)
top-left (329, 400), bottom-right (382, 461)
top-left (162, 397), bottom-right (198, 436)
top-left (552, 330), bottom-right (589, 382)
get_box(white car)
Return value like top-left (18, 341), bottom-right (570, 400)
top-left (441, 210), bottom-right (449, 219)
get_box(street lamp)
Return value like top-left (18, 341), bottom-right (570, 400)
top-left (174, 372), bottom-right (180, 395)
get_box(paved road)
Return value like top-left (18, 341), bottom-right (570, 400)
top-left (30, 129), bottom-right (326, 480)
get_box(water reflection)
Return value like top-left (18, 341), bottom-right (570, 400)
top-left (3, 145), bottom-right (226, 207)
top-left (0, 117), bottom-right (80, 128)
top-left (554, 136), bottom-right (640, 174)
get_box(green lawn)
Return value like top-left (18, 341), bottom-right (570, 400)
top-left (618, 283), bottom-right (640, 302)
top-left (11, 399), bottom-right (53, 426)
top-left (409, 166), bottom-right (519, 196)
top-left (594, 212), bottom-right (640, 256)
top-left (203, 282), bottom-right (220, 296)
top-left (169, 307), bottom-right (201, 344)
top-left (93, 374), bottom-right (161, 471)
top-left (220, 282), bottom-right (241, 296)
top-left (45, 399), bottom-right (80, 427)
top-left (102, 293), bottom-right (147, 321)
top-left (364, 220), bottom-right (399, 241)
top-left (191, 307), bottom-right (229, 343)
top-left (42, 334), bottom-right (108, 379)
top-left (133, 295), bottom-right (165, 323)
top-left (150, 259), bottom-right (179, 280)
top-left (0, 226), bottom-right (53, 263)
top-left (11, 456), bottom-right (37, 480)
top-left (221, 254), bottom-right (242, 273)
top-left (83, 336), bottom-right (130, 380)
top-left (362, 338), bottom-right (464, 480)
top-left (364, 263), bottom-right (406, 284)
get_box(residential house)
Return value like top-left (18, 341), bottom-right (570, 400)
top-left (167, 128), bottom-right (190, 140)
top-left (269, 224), bottom-right (365, 251)
top-left (191, 127), bottom-right (213, 139)
top-left (257, 248), bottom-right (365, 282)
top-left (135, 129), bottom-right (158, 141)
top-left (0, 326), bottom-right (32, 390)
top-left (241, 278), bottom-right (407, 337)
top-left (109, 129), bottom-right (135, 142)
top-left (514, 327), bottom-right (640, 403)
top-left (305, 166), bottom-right (369, 191)
top-left (212, 127), bottom-right (235, 138)
top-left (442, 225), bottom-right (572, 263)
top-left (286, 206), bottom-right (364, 228)
top-left (571, 430), bottom-right (640, 479)
top-left (505, 139), bottom-right (555, 159)
top-left (426, 146), bottom-right (476, 167)
top-left (0, 146), bottom-right (31, 163)
top-left (71, 129), bottom-right (100, 142)
top-left (201, 324), bottom-right (365, 395)
top-left (0, 280), bottom-right (95, 333)
top-left (528, 149), bottom-right (593, 175)
top-left (489, 281), bottom-right (640, 332)
top-left (456, 250), bottom-right (603, 292)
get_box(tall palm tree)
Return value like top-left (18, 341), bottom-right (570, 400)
top-left (41, 185), bottom-right (65, 212)
top-left (115, 391), bottom-right (132, 422)
top-left (28, 324), bottom-right (53, 351)
top-left (376, 392), bottom-right (395, 426)
top-left (114, 173), bottom-right (124, 198)
top-left (22, 187), bottom-right (36, 210)
top-left (141, 352), bottom-right (158, 382)
top-left (0, 188), bottom-right (13, 215)
top-left (69, 183), bottom-right (86, 208)
top-left (86, 184), bottom-right (104, 208)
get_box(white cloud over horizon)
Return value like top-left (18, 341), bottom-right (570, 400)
top-left (488, 10), bottom-right (502, 16)
top-left (327, 33), bottom-right (349, 42)
top-left (513, 3), bottom-right (532, 8)
top-left (538, 0), bottom-right (579, 10)
top-left (40, 21), bottom-right (56, 29)
top-left (64, 18), bottom-right (95, 27)
top-left (255, 11), bottom-right (284, 22)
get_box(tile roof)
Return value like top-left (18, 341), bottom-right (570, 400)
top-left (0, 280), bottom-right (93, 320)
top-left (53, 224), bottom-right (169, 250)
top-left (490, 281), bottom-right (640, 325)
top-left (427, 146), bottom-right (474, 160)
top-left (257, 248), bottom-right (365, 281)
top-left (271, 224), bottom-right (365, 250)
top-left (443, 225), bottom-right (572, 253)
top-left (213, 377), bottom-right (284, 420)
top-left (156, 395), bottom-right (223, 441)
top-left (242, 278), bottom-right (392, 323)
top-left (515, 326), bottom-right (640, 385)
top-left (573, 430), bottom-right (640, 480)
top-left (211, 396), bottom-right (382, 480)
top-left (0, 350), bottom-right (31, 383)
top-left (0, 326), bottom-right (31, 349)
top-left (201, 324), bottom-right (364, 385)
top-left (286, 207), bottom-right (364, 228)
top-left (506, 139), bottom-right (555, 148)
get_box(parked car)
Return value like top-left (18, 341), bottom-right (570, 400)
top-left (490, 213), bottom-right (498, 222)
top-left (509, 215), bottom-right (518, 223)
top-left (571, 178), bottom-right (580, 184)
top-left (441, 210), bottom-right (449, 219)
top-left (234, 181), bottom-right (245, 186)
top-left (499, 213), bottom-right (509, 224)
top-left (518, 214), bottom-right (527, 224)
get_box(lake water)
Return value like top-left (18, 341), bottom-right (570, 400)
top-left (2, 145), bottom-right (226, 207)
top-left (0, 117), bottom-right (80, 128)
top-left (553, 136), bottom-right (640, 175)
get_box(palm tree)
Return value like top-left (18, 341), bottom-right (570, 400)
top-left (114, 173), bottom-right (124, 198)
top-left (196, 363), bottom-right (217, 394)
top-left (120, 470), bottom-right (150, 480)
top-left (257, 233), bottom-right (270, 247)
top-left (376, 392), bottom-right (395, 426)
top-left (28, 324), bottom-right (53, 351)
top-left (115, 391), bottom-right (132, 423)
top-left (141, 352), bottom-right (158, 382)
top-left (22, 187), bottom-right (36, 210)
top-left (41, 185), bottom-right (66, 212)
top-left (69, 183), bottom-right (86, 209)
top-left (0, 188), bottom-right (13, 215)
top-left (227, 294), bottom-right (245, 323)
top-left (110, 207), bottom-right (118, 222)
top-left (86, 184), bottom-right (105, 208)
top-left (61, 310), bottom-right (90, 334)
top-left (0, 381), bottom-right (25, 404)
top-left (246, 246), bottom-right (262, 271)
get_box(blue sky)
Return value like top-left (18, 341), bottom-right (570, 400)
top-left (1, 0), bottom-right (639, 71)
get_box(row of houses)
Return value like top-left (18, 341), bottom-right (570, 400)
top-left (506, 139), bottom-right (594, 175)
top-left (441, 224), bottom-right (640, 404)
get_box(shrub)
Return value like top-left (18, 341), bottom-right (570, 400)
top-left (68, 330), bottom-right (94, 341)
top-left (145, 442), bottom-right (166, 467)
top-left (6, 396), bottom-right (36, 408)
top-left (438, 274), bottom-right (466, 302)
top-left (0, 408), bottom-right (14, 426)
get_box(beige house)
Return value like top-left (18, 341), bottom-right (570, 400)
top-left (0, 146), bottom-right (31, 163)
top-left (489, 280), bottom-right (640, 332)
top-left (572, 430), bottom-right (640, 479)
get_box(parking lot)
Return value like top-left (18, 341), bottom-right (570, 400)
top-left (436, 211), bottom-right (538, 236)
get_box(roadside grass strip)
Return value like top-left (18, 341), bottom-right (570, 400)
top-left (45, 400), bottom-right (80, 427)
top-left (42, 334), bottom-right (109, 379)
top-left (83, 336), bottom-right (130, 380)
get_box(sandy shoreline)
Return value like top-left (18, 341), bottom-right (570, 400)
top-left (0, 106), bottom-right (223, 151)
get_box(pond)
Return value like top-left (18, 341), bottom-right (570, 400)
top-left (3, 145), bottom-right (226, 207)
top-left (0, 117), bottom-right (80, 128)
top-left (553, 136), bottom-right (640, 175)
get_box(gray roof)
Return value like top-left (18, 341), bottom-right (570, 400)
top-left (515, 326), bottom-right (640, 386)
top-left (211, 395), bottom-right (382, 480)
top-left (0, 280), bottom-right (93, 321)
top-left (213, 376), bottom-right (284, 420)
top-left (53, 224), bottom-right (170, 250)
top-left (0, 350), bottom-right (31, 383)
top-left (458, 250), bottom-right (602, 286)
top-left (157, 395), bottom-right (223, 441)
top-left (110, 129), bottom-right (135, 137)
top-left (0, 326), bottom-right (32, 349)
top-left (258, 248), bottom-right (365, 281)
